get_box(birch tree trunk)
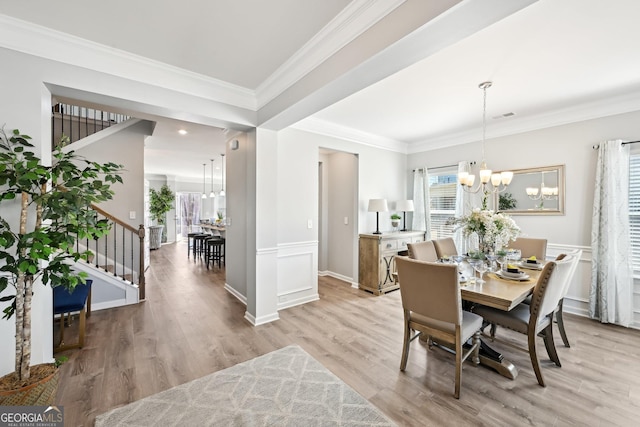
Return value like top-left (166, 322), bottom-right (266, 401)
top-left (16, 191), bottom-right (29, 380)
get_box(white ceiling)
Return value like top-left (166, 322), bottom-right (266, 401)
top-left (2, 0), bottom-right (640, 177)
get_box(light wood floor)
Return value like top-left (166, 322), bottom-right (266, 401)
top-left (56, 242), bottom-right (640, 426)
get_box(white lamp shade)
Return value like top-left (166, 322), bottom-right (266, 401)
top-left (396, 200), bottom-right (414, 212)
top-left (368, 199), bottom-right (388, 212)
top-left (501, 171), bottom-right (514, 185)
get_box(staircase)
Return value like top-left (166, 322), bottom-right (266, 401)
top-left (52, 101), bottom-right (146, 310)
top-left (70, 204), bottom-right (146, 310)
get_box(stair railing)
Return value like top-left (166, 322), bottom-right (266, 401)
top-left (75, 204), bottom-right (146, 300)
top-left (51, 103), bottom-right (130, 149)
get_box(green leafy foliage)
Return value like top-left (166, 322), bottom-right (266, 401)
top-left (0, 126), bottom-right (123, 320)
top-left (149, 184), bottom-right (174, 225)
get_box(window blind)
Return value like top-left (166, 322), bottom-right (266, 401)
top-left (429, 172), bottom-right (457, 240)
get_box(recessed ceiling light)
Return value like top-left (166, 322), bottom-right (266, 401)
top-left (492, 112), bottom-right (516, 120)
top-left (178, 129), bottom-right (188, 135)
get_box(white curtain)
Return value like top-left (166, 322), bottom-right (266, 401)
top-left (412, 168), bottom-right (430, 235)
top-left (590, 140), bottom-right (633, 326)
top-left (454, 161), bottom-right (473, 253)
top-left (180, 193), bottom-right (202, 237)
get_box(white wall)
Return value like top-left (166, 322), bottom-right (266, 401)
top-left (75, 120), bottom-right (148, 231)
top-left (226, 133), bottom-right (250, 302)
top-left (326, 151), bottom-right (358, 281)
top-left (408, 109), bottom-right (640, 321)
top-left (278, 127), bottom-right (407, 287)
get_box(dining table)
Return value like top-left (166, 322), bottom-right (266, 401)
top-left (460, 262), bottom-right (542, 379)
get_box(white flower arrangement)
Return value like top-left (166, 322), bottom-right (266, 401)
top-left (451, 208), bottom-right (521, 249)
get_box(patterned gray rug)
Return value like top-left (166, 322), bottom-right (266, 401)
top-left (95, 345), bottom-right (396, 426)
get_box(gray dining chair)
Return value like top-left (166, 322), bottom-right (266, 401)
top-left (433, 237), bottom-right (459, 259)
top-left (508, 237), bottom-right (547, 260)
top-left (473, 255), bottom-right (574, 386)
top-left (395, 257), bottom-right (483, 398)
top-left (521, 249), bottom-right (582, 347)
top-left (407, 240), bottom-right (438, 262)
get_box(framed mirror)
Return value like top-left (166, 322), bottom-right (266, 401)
top-left (493, 165), bottom-right (565, 215)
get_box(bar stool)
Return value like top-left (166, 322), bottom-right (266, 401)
top-left (206, 238), bottom-right (225, 269)
top-left (187, 232), bottom-right (202, 258)
top-left (193, 234), bottom-right (209, 260)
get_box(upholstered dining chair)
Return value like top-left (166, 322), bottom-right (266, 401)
top-left (407, 240), bottom-right (438, 262)
top-left (473, 255), bottom-right (574, 387)
top-left (508, 237), bottom-right (547, 260)
top-left (433, 237), bottom-right (459, 259)
top-left (522, 249), bottom-right (582, 347)
top-left (555, 249), bottom-right (582, 347)
top-left (395, 257), bottom-right (483, 399)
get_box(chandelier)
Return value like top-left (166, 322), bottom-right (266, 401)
top-left (458, 81), bottom-right (513, 197)
top-left (526, 170), bottom-right (558, 200)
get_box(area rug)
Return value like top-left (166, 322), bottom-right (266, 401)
top-left (95, 345), bottom-right (396, 426)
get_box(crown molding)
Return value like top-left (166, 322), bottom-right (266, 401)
top-left (255, 0), bottom-right (405, 109)
top-left (407, 89), bottom-right (640, 154)
top-left (0, 13), bottom-right (257, 110)
top-left (292, 117), bottom-right (408, 153)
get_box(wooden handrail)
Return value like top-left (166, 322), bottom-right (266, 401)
top-left (90, 204), bottom-right (140, 234)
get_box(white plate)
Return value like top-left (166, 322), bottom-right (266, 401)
top-left (497, 271), bottom-right (530, 281)
top-left (518, 261), bottom-right (542, 270)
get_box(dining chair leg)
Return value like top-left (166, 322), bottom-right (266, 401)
top-left (542, 323), bottom-right (561, 367)
top-left (400, 315), bottom-right (411, 371)
top-left (454, 339), bottom-right (462, 399)
top-left (528, 327), bottom-right (546, 387)
top-left (489, 323), bottom-right (497, 339)
top-left (556, 299), bottom-right (570, 347)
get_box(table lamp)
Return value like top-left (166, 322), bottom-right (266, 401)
top-left (395, 200), bottom-right (414, 231)
top-left (368, 199), bottom-right (388, 234)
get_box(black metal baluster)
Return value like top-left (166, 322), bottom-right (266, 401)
top-left (60, 104), bottom-right (65, 143)
top-left (122, 226), bottom-right (126, 281)
top-left (69, 105), bottom-right (74, 144)
top-left (131, 231), bottom-right (134, 283)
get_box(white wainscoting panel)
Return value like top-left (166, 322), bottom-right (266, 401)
top-left (277, 241), bottom-right (319, 310)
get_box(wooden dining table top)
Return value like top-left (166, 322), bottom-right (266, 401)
top-left (461, 266), bottom-right (542, 311)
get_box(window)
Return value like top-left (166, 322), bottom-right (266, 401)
top-left (428, 171), bottom-right (457, 240)
top-left (629, 154), bottom-right (640, 272)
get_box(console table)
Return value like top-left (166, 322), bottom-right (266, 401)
top-left (358, 231), bottom-right (425, 295)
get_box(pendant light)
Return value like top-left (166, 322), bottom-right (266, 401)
top-left (209, 159), bottom-right (216, 198)
top-left (458, 81), bottom-right (513, 194)
top-left (201, 163), bottom-right (207, 199)
top-left (219, 153), bottom-right (226, 197)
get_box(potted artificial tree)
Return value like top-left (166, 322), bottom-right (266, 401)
top-left (148, 184), bottom-right (174, 248)
top-left (0, 128), bottom-right (122, 404)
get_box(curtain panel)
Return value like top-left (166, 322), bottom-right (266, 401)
top-left (412, 168), bottom-right (430, 234)
top-left (590, 140), bottom-right (633, 327)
